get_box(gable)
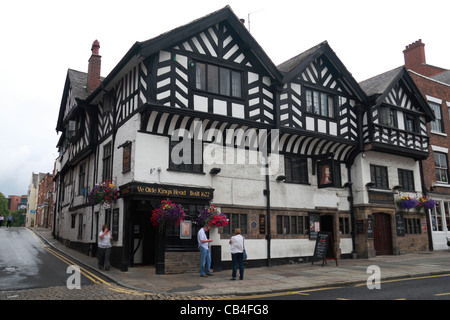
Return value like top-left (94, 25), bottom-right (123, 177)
top-left (383, 81), bottom-right (418, 112)
top-left (173, 22), bottom-right (253, 68)
top-left (57, 69), bottom-right (88, 131)
top-left (297, 57), bottom-right (354, 97)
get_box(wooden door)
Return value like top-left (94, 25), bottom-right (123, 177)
top-left (373, 213), bottom-right (393, 255)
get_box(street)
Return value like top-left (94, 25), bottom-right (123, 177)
top-left (0, 227), bottom-right (165, 300)
top-left (243, 273), bottom-right (450, 300)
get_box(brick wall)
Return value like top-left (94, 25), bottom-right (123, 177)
top-left (164, 251), bottom-right (200, 274)
top-left (409, 72), bottom-right (450, 195)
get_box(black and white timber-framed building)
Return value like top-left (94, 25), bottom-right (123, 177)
top-left (53, 6), bottom-right (435, 273)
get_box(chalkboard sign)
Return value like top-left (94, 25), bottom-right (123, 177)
top-left (312, 232), bottom-right (338, 267)
top-left (395, 213), bottom-right (405, 236)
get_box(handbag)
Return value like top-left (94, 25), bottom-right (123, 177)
top-left (242, 236), bottom-right (247, 260)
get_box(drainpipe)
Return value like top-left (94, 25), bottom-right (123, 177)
top-left (346, 165), bottom-right (357, 258)
top-left (419, 160), bottom-right (433, 251)
top-left (265, 162), bottom-right (271, 267)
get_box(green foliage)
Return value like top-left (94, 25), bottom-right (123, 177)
top-left (9, 210), bottom-right (26, 227)
top-left (0, 192), bottom-right (8, 216)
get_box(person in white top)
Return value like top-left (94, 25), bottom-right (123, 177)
top-left (98, 224), bottom-right (113, 270)
top-left (198, 225), bottom-right (213, 277)
top-left (229, 228), bottom-right (244, 280)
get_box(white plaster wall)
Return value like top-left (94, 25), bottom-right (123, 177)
top-left (351, 151), bottom-right (423, 205)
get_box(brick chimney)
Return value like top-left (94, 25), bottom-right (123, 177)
top-left (86, 40), bottom-right (101, 94)
top-left (403, 39), bottom-right (426, 70)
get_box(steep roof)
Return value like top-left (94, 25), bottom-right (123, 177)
top-left (359, 66), bottom-right (404, 98)
top-left (276, 41), bottom-right (367, 101)
top-left (86, 5), bottom-right (282, 103)
top-left (359, 66), bottom-right (435, 121)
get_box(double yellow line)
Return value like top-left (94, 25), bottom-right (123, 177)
top-left (26, 228), bottom-right (152, 297)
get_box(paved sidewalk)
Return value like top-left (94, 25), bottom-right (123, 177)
top-left (31, 227), bottom-right (450, 298)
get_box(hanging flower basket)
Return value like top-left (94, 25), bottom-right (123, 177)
top-left (151, 200), bottom-right (185, 229)
top-left (88, 180), bottom-right (119, 205)
top-left (417, 196), bottom-right (436, 211)
top-left (395, 195), bottom-right (419, 210)
top-left (197, 204), bottom-right (229, 228)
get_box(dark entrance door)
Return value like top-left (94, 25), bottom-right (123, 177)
top-left (373, 213), bottom-right (393, 255)
top-left (320, 215), bottom-right (335, 258)
top-left (131, 202), bottom-right (156, 266)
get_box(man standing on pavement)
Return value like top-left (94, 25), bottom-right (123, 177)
top-left (198, 225), bottom-right (213, 277)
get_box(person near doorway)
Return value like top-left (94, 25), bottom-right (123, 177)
top-left (198, 225), bottom-right (213, 277)
top-left (229, 228), bottom-right (245, 280)
top-left (98, 224), bottom-right (113, 270)
top-left (0, 215), bottom-right (4, 227)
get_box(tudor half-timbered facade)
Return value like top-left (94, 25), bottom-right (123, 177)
top-left (54, 6), bottom-right (435, 273)
top-left (356, 67), bottom-right (435, 257)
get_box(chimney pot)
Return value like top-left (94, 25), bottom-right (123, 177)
top-left (403, 39), bottom-right (426, 71)
top-left (87, 40), bottom-right (101, 94)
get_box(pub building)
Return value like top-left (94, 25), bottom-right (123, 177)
top-left (53, 6), bottom-right (435, 274)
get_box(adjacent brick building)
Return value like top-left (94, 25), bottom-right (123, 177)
top-left (404, 39), bottom-right (450, 250)
top-left (36, 172), bottom-right (54, 228)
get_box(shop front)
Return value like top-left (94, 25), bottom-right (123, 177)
top-left (119, 182), bottom-right (214, 273)
top-left (354, 189), bottom-right (431, 258)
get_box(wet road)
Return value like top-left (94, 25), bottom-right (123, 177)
top-left (0, 227), bottom-right (94, 291)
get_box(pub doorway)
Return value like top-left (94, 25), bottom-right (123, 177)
top-left (131, 202), bottom-right (157, 266)
top-left (373, 213), bottom-right (393, 255)
top-left (320, 214), bottom-right (336, 258)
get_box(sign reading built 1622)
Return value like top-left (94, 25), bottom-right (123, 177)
top-left (120, 182), bottom-right (214, 200)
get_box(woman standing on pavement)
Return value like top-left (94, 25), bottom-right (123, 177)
top-left (98, 224), bottom-right (113, 270)
top-left (229, 228), bottom-right (244, 280)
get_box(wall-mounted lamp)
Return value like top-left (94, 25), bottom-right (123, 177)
top-left (210, 168), bottom-right (221, 175)
top-left (366, 182), bottom-right (375, 189)
top-left (276, 175), bottom-right (286, 182)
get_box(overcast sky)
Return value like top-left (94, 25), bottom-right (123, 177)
top-left (0, 0), bottom-right (448, 197)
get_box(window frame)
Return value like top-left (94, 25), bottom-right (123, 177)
top-left (305, 88), bottom-right (335, 118)
top-left (284, 155), bottom-right (308, 184)
top-left (223, 213), bottom-right (248, 235)
top-left (434, 152), bottom-right (449, 184)
top-left (168, 138), bottom-right (203, 174)
top-left (276, 215), bottom-right (309, 235)
top-left (102, 142), bottom-right (112, 182)
top-left (78, 163), bottom-right (86, 196)
top-left (380, 106), bottom-right (397, 127)
top-left (398, 168), bottom-right (415, 191)
top-left (370, 164), bottom-right (389, 190)
top-left (194, 61), bottom-right (243, 99)
top-left (404, 113), bottom-right (419, 133)
top-left (430, 101), bottom-right (444, 133)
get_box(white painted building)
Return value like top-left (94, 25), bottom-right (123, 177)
top-left (53, 6), bottom-right (434, 273)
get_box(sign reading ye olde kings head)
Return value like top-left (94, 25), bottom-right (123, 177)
top-left (120, 183), bottom-right (213, 200)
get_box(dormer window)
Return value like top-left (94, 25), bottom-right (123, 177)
top-left (305, 89), bottom-right (335, 118)
top-left (195, 62), bottom-right (242, 98)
